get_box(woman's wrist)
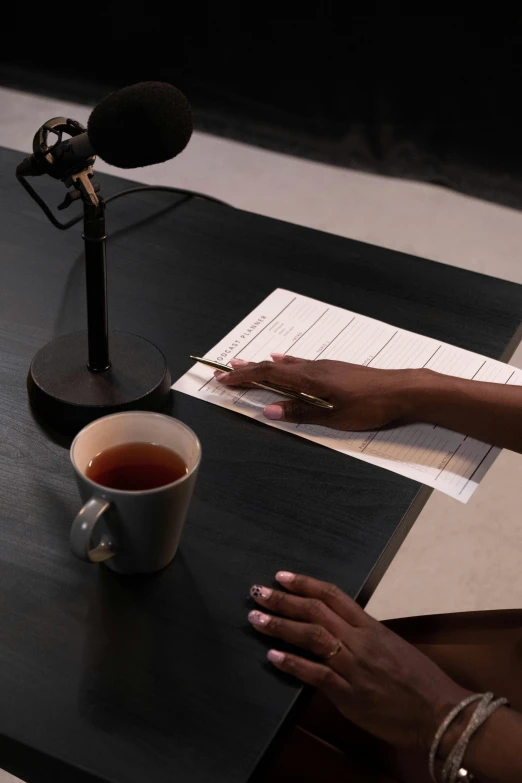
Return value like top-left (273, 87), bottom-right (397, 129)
top-left (436, 698), bottom-right (478, 760)
top-left (434, 705), bottom-right (521, 783)
top-left (402, 368), bottom-right (464, 423)
top-left (420, 682), bottom-right (473, 757)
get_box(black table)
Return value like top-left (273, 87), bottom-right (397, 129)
top-left (1, 145), bottom-right (521, 783)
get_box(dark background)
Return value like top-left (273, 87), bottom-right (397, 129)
top-left (2, 8), bottom-right (522, 207)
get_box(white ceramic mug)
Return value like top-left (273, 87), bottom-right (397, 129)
top-left (70, 412), bottom-right (201, 574)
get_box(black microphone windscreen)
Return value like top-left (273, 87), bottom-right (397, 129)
top-left (87, 82), bottom-right (193, 169)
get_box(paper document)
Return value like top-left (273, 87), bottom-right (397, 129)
top-left (174, 289), bottom-right (522, 501)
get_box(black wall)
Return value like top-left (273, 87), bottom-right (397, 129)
top-left (3, 8), bottom-right (522, 207)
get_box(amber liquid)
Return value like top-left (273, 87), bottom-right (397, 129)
top-left (86, 442), bottom-right (188, 491)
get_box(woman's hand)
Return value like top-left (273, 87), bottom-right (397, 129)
top-left (216, 352), bottom-right (522, 453)
top-left (248, 572), bottom-right (469, 754)
top-left (216, 354), bottom-right (427, 429)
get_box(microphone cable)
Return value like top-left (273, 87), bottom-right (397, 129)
top-left (16, 175), bottom-right (232, 232)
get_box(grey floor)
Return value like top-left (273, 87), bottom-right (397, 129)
top-left (1, 85), bottom-right (521, 782)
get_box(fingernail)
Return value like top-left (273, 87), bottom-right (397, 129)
top-left (276, 571), bottom-right (295, 584)
top-left (264, 404), bottom-right (283, 420)
top-left (267, 649), bottom-right (285, 664)
top-left (214, 371), bottom-right (228, 381)
top-left (230, 358), bottom-right (248, 367)
top-left (248, 610), bottom-right (271, 626)
top-left (250, 585), bottom-right (273, 599)
top-left (270, 353), bottom-right (285, 360)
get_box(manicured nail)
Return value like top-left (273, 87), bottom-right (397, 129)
top-left (230, 358), bottom-right (248, 367)
top-left (270, 353), bottom-right (285, 360)
top-left (248, 610), bottom-right (271, 626)
top-left (276, 571), bottom-right (295, 584)
top-left (250, 585), bottom-right (273, 599)
top-left (267, 649), bottom-right (285, 664)
top-left (264, 404), bottom-right (283, 420)
top-left (214, 371), bottom-right (228, 381)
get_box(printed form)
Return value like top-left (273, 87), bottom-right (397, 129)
top-left (173, 289), bottom-right (522, 501)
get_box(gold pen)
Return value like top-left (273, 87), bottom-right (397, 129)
top-left (190, 356), bottom-right (334, 410)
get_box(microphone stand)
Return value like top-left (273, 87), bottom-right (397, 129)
top-left (19, 118), bottom-right (172, 435)
top-left (75, 171), bottom-right (110, 372)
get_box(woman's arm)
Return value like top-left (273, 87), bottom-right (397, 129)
top-left (217, 355), bottom-right (522, 454)
top-left (409, 370), bottom-right (522, 453)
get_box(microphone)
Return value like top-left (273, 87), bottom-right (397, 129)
top-left (20, 82), bottom-right (194, 434)
top-left (17, 82), bottom-right (193, 178)
top-left (88, 81), bottom-right (193, 168)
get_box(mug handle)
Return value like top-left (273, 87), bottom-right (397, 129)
top-left (70, 497), bottom-right (116, 563)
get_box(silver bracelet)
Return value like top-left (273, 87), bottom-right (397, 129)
top-left (442, 694), bottom-right (509, 783)
top-left (428, 693), bottom-right (485, 781)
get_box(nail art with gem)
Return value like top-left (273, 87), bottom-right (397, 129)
top-left (250, 585), bottom-right (272, 599)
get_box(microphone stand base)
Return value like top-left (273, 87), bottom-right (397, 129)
top-left (28, 331), bottom-right (172, 436)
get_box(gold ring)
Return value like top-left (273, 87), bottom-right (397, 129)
top-left (323, 640), bottom-right (343, 660)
